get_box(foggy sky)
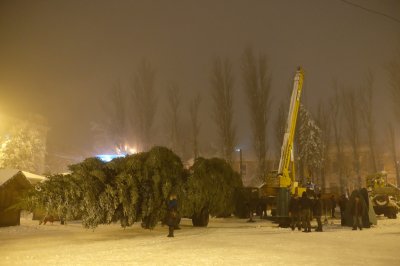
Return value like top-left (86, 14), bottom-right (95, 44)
top-left (0, 0), bottom-right (399, 159)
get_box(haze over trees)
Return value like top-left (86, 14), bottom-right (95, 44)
top-left (131, 59), bottom-right (157, 151)
top-left (4, 44), bottom-right (392, 192)
top-left (189, 93), bottom-right (201, 160)
top-left (210, 57), bottom-right (236, 165)
top-left (359, 71), bottom-right (378, 174)
top-left (165, 82), bottom-right (182, 156)
top-left (96, 81), bottom-right (128, 153)
top-left (330, 82), bottom-right (346, 192)
top-left (241, 47), bottom-right (272, 179)
top-left (342, 87), bottom-right (362, 188)
top-left (315, 101), bottom-right (331, 190)
top-left (387, 50), bottom-right (400, 186)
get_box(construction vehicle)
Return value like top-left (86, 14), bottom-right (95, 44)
top-left (366, 172), bottom-right (400, 219)
top-left (259, 67), bottom-right (307, 223)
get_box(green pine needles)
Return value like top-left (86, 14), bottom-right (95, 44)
top-left (23, 146), bottom-right (243, 229)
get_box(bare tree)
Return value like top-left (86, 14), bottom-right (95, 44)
top-left (387, 52), bottom-right (400, 186)
top-left (210, 56), bottom-right (236, 164)
top-left (359, 71), bottom-right (377, 173)
top-left (274, 84), bottom-right (292, 158)
top-left (274, 101), bottom-right (286, 156)
top-left (316, 100), bottom-right (331, 191)
top-left (131, 59), bottom-right (157, 151)
top-left (387, 51), bottom-right (400, 125)
top-left (189, 93), bottom-right (201, 160)
top-left (330, 82), bottom-right (346, 192)
top-left (388, 123), bottom-right (400, 186)
top-left (241, 47), bottom-right (272, 178)
top-left (342, 87), bottom-right (362, 188)
top-left (92, 81), bottom-right (128, 153)
top-left (166, 82), bottom-right (181, 154)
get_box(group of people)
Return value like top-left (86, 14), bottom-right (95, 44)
top-left (166, 190), bottom-right (368, 237)
top-left (289, 191), bottom-right (322, 232)
top-left (289, 191), bottom-right (366, 232)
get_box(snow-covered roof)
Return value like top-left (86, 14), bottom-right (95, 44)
top-left (21, 171), bottom-right (46, 184)
top-left (0, 169), bottom-right (46, 187)
top-left (0, 169), bottom-right (21, 187)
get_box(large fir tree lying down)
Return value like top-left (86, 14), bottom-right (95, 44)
top-left (22, 146), bottom-right (244, 229)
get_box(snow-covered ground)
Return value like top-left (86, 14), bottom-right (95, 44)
top-left (0, 215), bottom-right (399, 266)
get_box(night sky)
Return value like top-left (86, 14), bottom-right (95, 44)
top-left (0, 0), bottom-right (399, 158)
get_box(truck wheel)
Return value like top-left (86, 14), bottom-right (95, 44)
top-left (373, 195), bottom-right (389, 206)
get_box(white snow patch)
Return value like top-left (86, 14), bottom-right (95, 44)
top-left (0, 217), bottom-right (399, 265)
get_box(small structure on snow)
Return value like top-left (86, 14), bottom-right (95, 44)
top-left (0, 169), bottom-right (45, 227)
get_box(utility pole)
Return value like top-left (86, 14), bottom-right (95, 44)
top-left (236, 148), bottom-right (243, 178)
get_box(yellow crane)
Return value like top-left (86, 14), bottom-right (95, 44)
top-left (261, 67), bottom-right (306, 220)
top-left (278, 66), bottom-right (304, 190)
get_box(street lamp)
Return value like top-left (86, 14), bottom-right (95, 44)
top-left (236, 148), bottom-right (243, 178)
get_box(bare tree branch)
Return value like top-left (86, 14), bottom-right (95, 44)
top-left (241, 47), bottom-right (272, 178)
top-left (316, 100), bottom-right (331, 191)
top-left (210, 56), bottom-right (236, 164)
top-left (330, 80), bottom-right (346, 192)
top-left (189, 93), bottom-right (201, 160)
top-left (388, 123), bottom-right (400, 186)
top-left (166, 82), bottom-right (181, 154)
top-left (359, 70), bottom-right (377, 173)
top-left (131, 59), bottom-right (157, 151)
top-left (342, 87), bottom-right (362, 188)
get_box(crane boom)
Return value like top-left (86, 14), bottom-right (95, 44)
top-left (277, 67), bottom-right (304, 188)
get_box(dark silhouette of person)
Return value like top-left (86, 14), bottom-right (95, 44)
top-left (166, 193), bottom-right (178, 237)
top-left (313, 193), bottom-right (323, 232)
top-left (350, 195), bottom-right (365, 230)
top-left (299, 192), bottom-right (312, 233)
top-left (289, 194), bottom-right (301, 231)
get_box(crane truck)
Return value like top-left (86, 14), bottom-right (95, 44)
top-left (260, 67), bottom-right (306, 224)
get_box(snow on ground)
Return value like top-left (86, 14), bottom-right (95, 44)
top-left (0, 216), bottom-right (399, 266)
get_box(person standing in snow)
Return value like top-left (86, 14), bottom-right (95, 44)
top-left (166, 193), bottom-right (178, 237)
top-left (350, 195), bottom-right (365, 230)
top-left (289, 193), bottom-right (301, 231)
top-left (313, 193), bottom-right (323, 232)
top-left (330, 195), bottom-right (336, 218)
top-left (299, 192), bottom-right (312, 232)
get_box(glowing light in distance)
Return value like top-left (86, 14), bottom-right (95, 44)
top-left (97, 154), bottom-right (125, 162)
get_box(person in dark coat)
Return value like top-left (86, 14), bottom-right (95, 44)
top-left (289, 194), bottom-right (301, 231)
top-left (313, 193), bottom-right (323, 232)
top-left (299, 192), bottom-right (312, 232)
top-left (330, 195), bottom-right (336, 218)
top-left (166, 193), bottom-right (178, 237)
top-left (338, 194), bottom-right (349, 226)
top-left (360, 188), bottom-right (371, 228)
top-left (350, 195), bottom-right (365, 230)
